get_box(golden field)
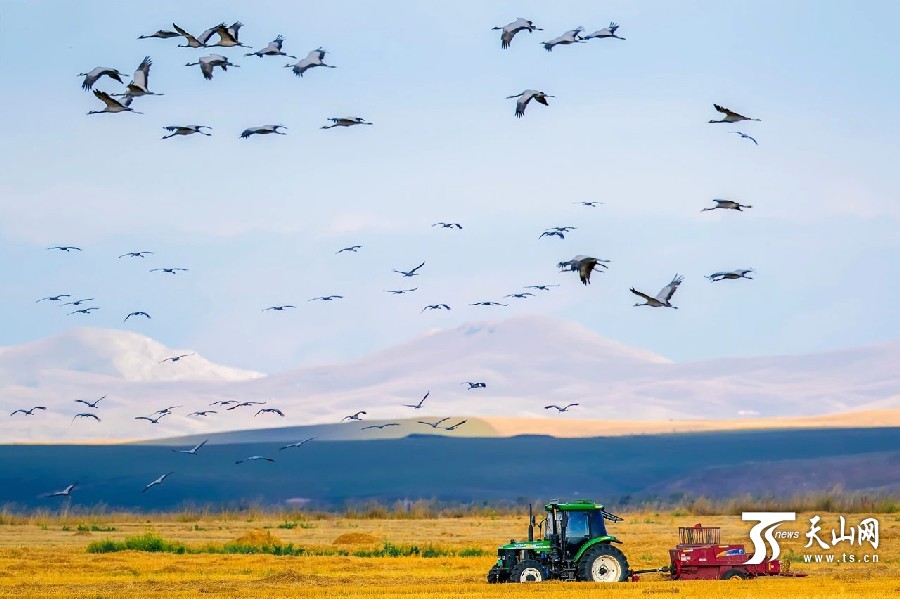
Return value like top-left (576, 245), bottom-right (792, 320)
top-left (0, 511), bottom-right (897, 598)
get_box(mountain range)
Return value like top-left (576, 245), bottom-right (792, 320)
top-left (1, 315), bottom-right (899, 442)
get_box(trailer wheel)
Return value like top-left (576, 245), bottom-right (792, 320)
top-left (576, 544), bottom-right (630, 582)
top-left (487, 565), bottom-right (506, 584)
top-left (721, 569), bottom-right (749, 580)
top-left (510, 559), bottom-right (545, 583)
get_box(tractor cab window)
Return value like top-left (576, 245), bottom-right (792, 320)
top-left (565, 511), bottom-right (590, 543)
top-left (543, 510), bottom-right (607, 542)
top-left (588, 511), bottom-right (609, 538)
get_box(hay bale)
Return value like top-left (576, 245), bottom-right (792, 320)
top-left (231, 529), bottom-right (282, 546)
top-left (332, 532), bottom-right (379, 545)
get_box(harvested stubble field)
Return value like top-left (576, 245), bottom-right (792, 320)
top-left (0, 511), bottom-right (897, 598)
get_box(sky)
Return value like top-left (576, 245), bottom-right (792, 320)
top-left (1, 0), bottom-right (899, 373)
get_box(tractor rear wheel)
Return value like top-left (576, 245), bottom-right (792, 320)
top-left (509, 559), bottom-right (545, 583)
top-left (576, 544), bottom-right (630, 582)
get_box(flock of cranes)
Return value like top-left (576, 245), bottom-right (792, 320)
top-left (82, 24), bottom-right (356, 136)
top-left (28, 11), bottom-right (762, 501)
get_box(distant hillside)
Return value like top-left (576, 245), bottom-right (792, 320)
top-left (1, 428), bottom-right (897, 511)
top-left (0, 327), bottom-right (263, 384)
top-left (1, 315), bottom-right (899, 442)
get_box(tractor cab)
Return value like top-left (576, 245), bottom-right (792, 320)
top-left (543, 501), bottom-right (613, 558)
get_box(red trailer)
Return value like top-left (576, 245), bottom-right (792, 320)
top-left (665, 523), bottom-right (804, 580)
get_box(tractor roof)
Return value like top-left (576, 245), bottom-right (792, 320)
top-left (544, 499), bottom-right (605, 511)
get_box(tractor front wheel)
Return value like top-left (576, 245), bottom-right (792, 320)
top-left (576, 544), bottom-right (630, 583)
top-left (487, 565), bottom-right (506, 584)
top-left (510, 559), bottom-right (545, 583)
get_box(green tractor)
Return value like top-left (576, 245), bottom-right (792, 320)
top-left (487, 499), bottom-right (630, 583)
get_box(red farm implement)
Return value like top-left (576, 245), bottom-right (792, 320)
top-left (662, 524), bottom-right (806, 581)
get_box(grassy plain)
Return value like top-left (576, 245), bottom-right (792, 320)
top-left (0, 511), bottom-right (897, 598)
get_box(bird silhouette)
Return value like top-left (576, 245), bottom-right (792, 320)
top-left (150, 268), bottom-right (188, 274)
top-left (462, 382), bottom-right (487, 389)
top-left (524, 284), bottom-right (559, 291)
top-left (135, 414), bottom-right (167, 424)
top-left (246, 35), bottom-right (296, 58)
top-left (235, 456), bottom-right (275, 464)
top-left (385, 288), bottom-right (418, 294)
top-left (138, 29), bottom-right (180, 40)
top-left (113, 55), bottom-right (164, 100)
top-left (78, 67), bottom-right (127, 90)
top-left (11, 406), bottom-right (46, 416)
top-left (280, 437), bottom-right (316, 450)
top-left (62, 298), bottom-right (95, 306)
top-left (227, 401), bottom-right (266, 411)
top-left (492, 18), bottom-right (542, 49)
top-left (162, 125), bottom-right (211, 140)
top-left (418, 417), bottom-right (451, 429)
top-left (631, 274), bottom-right (685, 308)
top-left (159, 353), bottom-right (194, 363)
top-left (342, 411), bottom-right (367, 422)
top-left (582, 22), bottom-right (626, 41)
top-left (422, 304), bottom-right (451, 312)
top-left (172, 440), bottom-right (208, 455)
top-left (256, 408), bottom-right (285, 417)
top-left (124, 311), bottom-right (151, 322)
top-left (542, 27), bottom-right (585, 51)
top-left (42, 482), bottom-right (78, 498)
top-left (74, 396), bottom-right (106, 409)
top-left (284, 48), bottom-right (335, 77)
top-left (545, 403), bottom-right (579, 413)
top-left (185, 54), bottom-right (239, 80)
top-left (87, 90), bottom-right (141, 115)
top-left (73, 413), bottom-right (101, 422)
top-left (36, 294), bottom-right (71, 303)
top-left (707, 269), bottom-right (754, 282)
top-left (403, 391), bottom-right (429, 409)
top-left (263, 305), bottom-right (295, 311)
top-left (142, 472), bottom-right (173, 493)
top-left (709, 104), bottom-right (760, 124)
top-left (507, 90), bottom-right (554, 118)
top-left (361, 423), bottom-right (400, 430)
top-left (337, 245), bottom-right (362, 253)
top-left (241, 125), bottom-right (287, 139)
top-left (322, 117), bottom-right (372, 129)
top-left (733, 131), bottom-right (758, 145)
top-left (701, 199), bottom-right (752, 212)
top-left (47, 246), bottom-right (82, 252)
top-left (171, 23), bottom-right (207, 48)
top-left (394, 262), bottom-right (425, 277)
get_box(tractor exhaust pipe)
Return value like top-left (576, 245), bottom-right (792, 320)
top-left (528, 503), bottom-right (534, 542)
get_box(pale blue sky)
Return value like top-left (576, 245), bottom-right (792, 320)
top-left (1, 0), bottom-right (898, 372)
